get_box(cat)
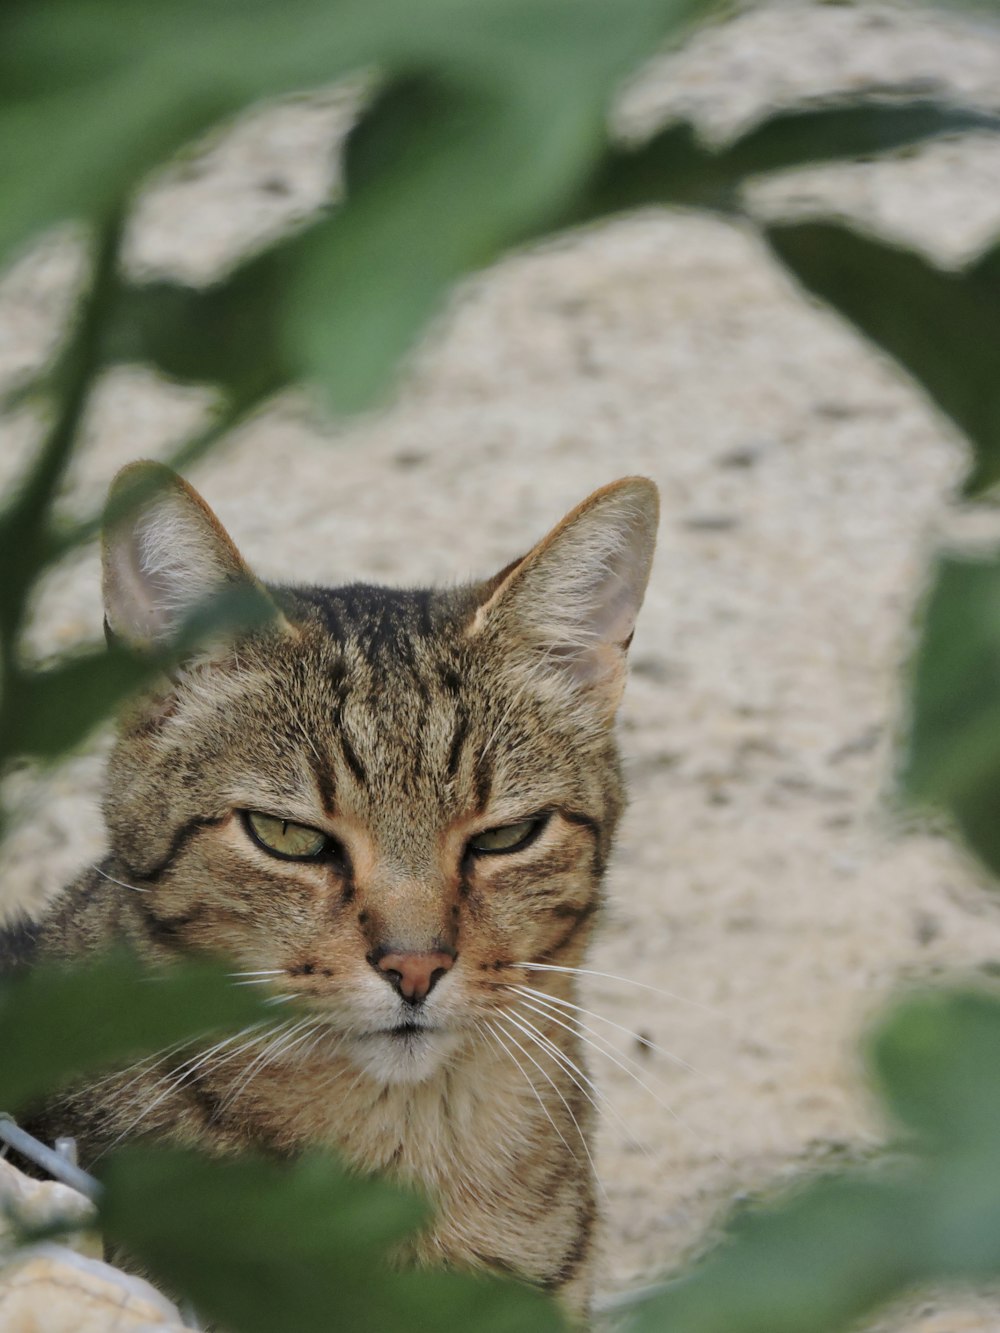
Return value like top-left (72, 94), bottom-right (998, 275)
top-left (4, 461), bottom-right (658, 1316)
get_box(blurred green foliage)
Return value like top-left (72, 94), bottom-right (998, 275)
top-left (625, 989), bottom-right (1000, 1332)
top-left (768, 224), bottom-right (1000, 498)
top-left (0, 955), bottom-right (273, 1112)
top-left (5, 1), bottom-right (1000, 1331)
top-left (901, 554), bottom-right (1000, 875)
top-left (102, 1148), bottom-right (563, 1333)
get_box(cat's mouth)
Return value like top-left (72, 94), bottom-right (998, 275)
top-left (377, 1022), bottom-right (440, 1039)
top-left (347, 1021), bottom-right (463, 1084)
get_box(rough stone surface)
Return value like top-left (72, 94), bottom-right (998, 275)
top-left (0, 1161), bottom-right (185, 1332)
top-left (0, 1245), bottom-right (186, 1333)
top-left (3, 4), bottom-right (1000, 1329)
top-left (0, 1158), bottom-right (98, 1259)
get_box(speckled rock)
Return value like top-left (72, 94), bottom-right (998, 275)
top-left (0, 1158), bottom-right (98, 1260)
top-left (3, 4), bottom-right (1000, 1330)
top-left (0, 1246), bottom-right (186, 1333)
top-left (0, 1160), bottom-right (185, 1332)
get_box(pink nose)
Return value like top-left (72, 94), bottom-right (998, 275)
top-left (377, 950), bottom-right (455, 1002)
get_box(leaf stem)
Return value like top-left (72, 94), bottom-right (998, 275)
top-left (0, 211), bottom-right (125, 648)
top-left (45, 397), bottom-right (251, 562)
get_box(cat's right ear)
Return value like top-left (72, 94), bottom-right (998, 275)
top-left (101, 461), bottom-right (280, 650)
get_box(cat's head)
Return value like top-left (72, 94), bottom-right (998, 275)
top-left (100, 464), bottom-right (658, 1084)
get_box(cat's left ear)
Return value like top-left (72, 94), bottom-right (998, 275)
top-left (101, 461), bottom-right (281, 651)
top-left (470, 477), bottom-right (659, 716)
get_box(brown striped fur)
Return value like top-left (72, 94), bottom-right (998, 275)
top-left (13, 464), bottom-right (659, 1316)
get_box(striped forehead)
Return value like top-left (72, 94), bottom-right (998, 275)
top-left (285, 582), bottom-right (442, 655)
top-left (277, 582), bottom-right (495, 819)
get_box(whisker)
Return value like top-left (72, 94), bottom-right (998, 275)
top-left (273, 1022), bottom-right (323, 1067)
top-left (296, 1025), bottom-right (338, 1065)
top-left (338, 1062), bottom-right (373, 1100)
top-left (510, 962), bottom-right (722, 1016)
top-left (289, 1021), bottom-right (323, 1053)
top-left (484, 1019), bottom-right (583, 1172)
top-left (248, 1017), bottom-right (323, 1079)
top-left (89, 1021), bottom-right (277, 1164)
top-left (466, 1022), bottom-right (524, 1167)
top-left (512, 993), bottom-right (729, 1167)
top-left (218, 1017), bottom-right (316, 1112)
top-left (504, 1010), bottom-right (603, 1110)
top-left (507, 1002), bottom-right (652, 1163)
top-left (215, 1029), bottom-right (298, 1115)
top-left (294, 716), bottom-right (328, 780)
top-left (229, 970), bottom-right (285, 978)
top-left (90, 864), bottom-right (148, 894)
top-left (59, 1035), bottom-right (197, 1104)
top-left (510, 984), bottom-right (703, 1076)
top-left (493, 1012), bottom-right (610, 1199)
top-left (495, 1010), bottom-right (609, 1200)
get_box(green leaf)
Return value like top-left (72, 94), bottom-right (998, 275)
top-left (0, 215), bottom-right (123, 653)
top-left (0, 954), bottom-right (271, 1113)
top-left (101, 96), bottom-right (1000, 413)
top-left (571, 121), bottom-right (737, 219)
top-left (100, 1147), bottom-right (565, 1333)
top-left (627, 1175), bottom-right (919, 1333)
top-left (299, 89), bottom-right (1000, 408)
top-left (621, 987), bottom-right (1000, 1333)
top-left (0, 645), bottom-right (151, 761)
top-left (569, 102), bottom-right (1000, 225)
top-left (0, 0), bottom-right (356, 267)
top-left (723, 103), bottom-right (1000, 176)
top-left (870, 989), bottom-right (1000, 1154)
top-left (619, 987), bottom-right (1000, 1333)
top-left (102, 236), bottom-right (306, 409)
top-left (900, 552), bottom-right (1000, 872)
top-left (287, 1), bottom-right (714, 410)
top-left (2, 0), bottom-right (718, 409)
top-left (17, 9), bottom-right (987, 418)
top-left (920, 1153), bottom-right (1000, 1280)
top-left (767, 222), bottom-right (1000, 498)
top-left (0, 581), bottom-right (275, 762)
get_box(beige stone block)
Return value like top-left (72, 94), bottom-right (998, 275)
top-left (0, 1157), bottom-right (99, 1259)
top-left (0, 1244), bottom-right (186, 1332)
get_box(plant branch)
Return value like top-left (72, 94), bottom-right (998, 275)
top-left (44, 396), bottom-right (253, 564)
top-left (0, 210), bottom-right (125, 649)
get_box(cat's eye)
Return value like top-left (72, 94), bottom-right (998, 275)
top-left (243, 811), bottom-right (330, 861)
top-left (467, 816), bottom-right (546, 856)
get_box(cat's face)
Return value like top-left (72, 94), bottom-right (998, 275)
top-left (100, 465), bottom-right (658, 1085)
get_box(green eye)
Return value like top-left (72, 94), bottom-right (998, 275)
top-left (468, 817), bottom-right (544, 855)
top-left (244, 811), bottom-right (329, 860)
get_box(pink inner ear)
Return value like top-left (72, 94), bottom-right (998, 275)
top-left (584, 548), bottom-right (649, 649)
top-left (103, 526), bottom-right (167, 644)
top-left (105, 493), bottom-right (246, 647)
top-left (473, 482), bottom-right (657, 702)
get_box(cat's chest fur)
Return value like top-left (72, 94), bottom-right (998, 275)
top-left (44, 984), bottom-right (595, 1297)
top-left (11, 464), bottom-right (658, 1318)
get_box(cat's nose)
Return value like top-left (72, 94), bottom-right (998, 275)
top-left (373, 949), bottom-right (456, 1003)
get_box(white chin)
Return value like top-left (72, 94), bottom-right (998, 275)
top-left (347, 1029), bottom-right (463, 1085)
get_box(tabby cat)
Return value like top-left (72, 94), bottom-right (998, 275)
top-left (5, 462), bottom-right (658, 1316)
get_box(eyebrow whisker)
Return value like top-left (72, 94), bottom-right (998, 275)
top-left (90, 864), bottom-right (149, 894)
